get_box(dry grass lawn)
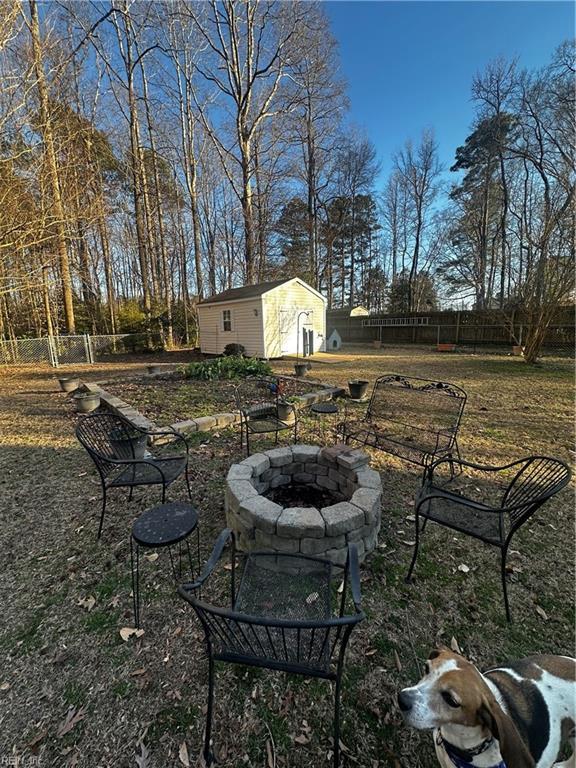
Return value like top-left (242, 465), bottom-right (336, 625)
top-left (0, 345), bottom-right (573, 768)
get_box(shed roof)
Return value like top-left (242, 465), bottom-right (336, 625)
top-left (198, 278), bottom-right (290, 306)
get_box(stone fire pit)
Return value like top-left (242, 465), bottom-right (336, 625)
top-left (225, 445), bottom-right (382, 565)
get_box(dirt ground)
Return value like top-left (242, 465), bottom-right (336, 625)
top-left (0, 345), bottom-right (573, 768)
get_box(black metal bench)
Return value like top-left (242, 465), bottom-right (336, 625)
top-left (340, 374), bottom-right (467, 467)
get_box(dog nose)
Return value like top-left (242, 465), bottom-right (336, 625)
top-left (398, 690), bottom-right (413, 712)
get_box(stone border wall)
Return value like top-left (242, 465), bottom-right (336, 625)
top-left (80, 377), bottom-right (344, 438)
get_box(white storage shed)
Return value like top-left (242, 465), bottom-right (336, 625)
top-left (197, 278), bottom-right (326, 359)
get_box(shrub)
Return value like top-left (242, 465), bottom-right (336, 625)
top-left (223, 343), bottom-right (246, 357)
top-left (181, 356), bottom-right (272, 381)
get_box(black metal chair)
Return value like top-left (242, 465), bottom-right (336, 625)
top-left (340, 374), bottom-right (467, 468)
top-left (178, 529), bottom-right (365, 767)
top-left (234, 376), bottom-right (298, 455)
top-left (76, 412), bottom-right (192, 538)
top-left (406, 455), bottom-right (571, 621)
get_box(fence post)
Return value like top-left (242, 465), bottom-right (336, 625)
top-left (83, 334), bottom-right (94, 364)
top-left (455, 312), bottom-right (460, 344)
top-left (48, 335), bottom-right (59, 368)
top-left (87, 334), bottom-right (95, 364)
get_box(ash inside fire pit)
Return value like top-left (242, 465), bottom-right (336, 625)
top-left (265, 483), bottom-right (344, 509)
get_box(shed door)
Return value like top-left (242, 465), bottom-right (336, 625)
top-left (279, 309), bottom-right (313, 355)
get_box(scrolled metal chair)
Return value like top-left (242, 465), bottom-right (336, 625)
top-left (234, 376), bottom-right (297, 455)
top-left (178, 529), bottom-right (365, 767)
top-left (76, 412), bottom-right (192, 538)
top-left (406, 455), bottom-right (571, 621)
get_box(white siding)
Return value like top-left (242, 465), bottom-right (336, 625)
top-left (262, 280), bottom-right (326, 357)
top-left (198, 299), bottom-right (265, 356)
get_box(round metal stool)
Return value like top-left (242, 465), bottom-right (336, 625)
top-left (310, 402), bottom-right (340, 445)
top-left (130, 501), bottom-right (200, 627)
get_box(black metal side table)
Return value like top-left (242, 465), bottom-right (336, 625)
top-left (310, 402), bottom-right (340, 445)
top-left (130, 501), bottom-right (200, 627)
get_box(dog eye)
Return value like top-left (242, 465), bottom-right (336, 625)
top-left (441, 691), bottom-right (460, 708)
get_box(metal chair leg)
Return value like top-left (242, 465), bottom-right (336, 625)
top-left (130, 538), bottom-right (140, 628)
top-left (97, 486), bottom-right (107, 539)
top-left (184, 465), bottom-right (193, 502)
top-left (334, 674), bottom-right (342, 768)
top-left (501, 546), bottom-right (512, 622)
top-left (406, 513), bottom-right (421, 582)
top-left (161, 483), bottom-right (166, 503)
top-left (128, 486), bottom-right (134, 501)
top-left (205, 654), bottom-right (215, 765)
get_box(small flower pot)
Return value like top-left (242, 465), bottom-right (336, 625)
top-left (74, 392), bottom-right (100, 414)
top-left (147, 364), bottom-right (162, 375)
top-left (294, 363), bottom-right (308, 377)
top-left (373, 339), bottom-right (382, 349)
top-left (58, 376), bottom-right (81, 393)
top-left (277, 402), bottom-right (296, 423)
top-left (511, 345), bottom-right (525, 357)
top-left (348, 379), bottom-right (369, 400)
top-left (109, 429), bottom-right (148, 460)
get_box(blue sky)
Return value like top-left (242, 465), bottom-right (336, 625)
top-left (325, 1), bottom-right (574, 186)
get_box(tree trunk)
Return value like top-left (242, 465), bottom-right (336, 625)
top-left (29, 0), bottom-right (76, 334)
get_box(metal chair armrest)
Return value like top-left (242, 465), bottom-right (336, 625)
top-left (416, 490), bottom-right (503, 516)
top-left (179, 528), bottom-right (234, 594)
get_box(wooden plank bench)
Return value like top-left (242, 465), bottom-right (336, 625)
top-left (339, 374), bottom-right (467, 467)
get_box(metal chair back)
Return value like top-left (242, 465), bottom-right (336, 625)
top-left (502, 456), bottom-right (571, 529)
top-left (367, 374), bottom-right (467, 446)
top-left (76, 412), bottom-right (146, 479)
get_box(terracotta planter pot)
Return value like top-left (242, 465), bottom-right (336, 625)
top-left (74, 392), bottom-right (100, 414)
top-left (373, 339), bottom-right (382, 349)
top-left (59, 376), bottom-right (81, 393)
top-left (512, 345), bottom-right (525, 357)
top-left (348, 380), bottom-right (369, 400)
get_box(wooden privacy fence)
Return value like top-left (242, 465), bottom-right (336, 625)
top-left (327, 309), bottom-right (575, 354)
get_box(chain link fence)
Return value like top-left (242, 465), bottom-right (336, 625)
top-left (0, 334), bottom-right (133, 367)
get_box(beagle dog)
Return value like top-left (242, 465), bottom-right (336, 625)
top-left (398, 648), bottom-right (575, 768)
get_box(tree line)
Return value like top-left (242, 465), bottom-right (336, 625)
top-left (0, 1), bottom-right (573, 361)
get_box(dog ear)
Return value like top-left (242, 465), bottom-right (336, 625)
top-left (428, 645), bottom-right (450, 660)
top-left (478, 698), bottom-right (535, 768)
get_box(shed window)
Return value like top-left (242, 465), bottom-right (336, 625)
top-left (222, 309), bottom-right (232, 332)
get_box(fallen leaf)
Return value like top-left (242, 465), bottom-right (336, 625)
top-left (393, 649), bottom-right (402, 672)
top-left (0, 682), bottom-right (10, 691)
top-left (26, 729), bottom-right (48, 750)
top-left (294, 734), bottom-right (310, 745)
top-left (144, 553), bottom-right (159, 563)
top-left (179, 740), bottom-right (190, 767)
top-left (135, 739), bottom-right (150, 768)
top-left (130, 668), bottom-right (147, 677)
top-left (450, 636), bottom-right (462, 654)
top-left (365, 648), bottom-right (377, 656)
top-left (535, 605), bottom-right (548, 621)
top-left (400, 540), bottom-right (416, 547)
top-left (57, 706), bottom-right (87, 738)
top-left (457, 564), bottom-right (470, 573)
top-left (77, 595), bottom-right (96, 612)
top-left (337, 580), bottom-right (344, 594)
top-left (120, 627), bottom-right (145, 642)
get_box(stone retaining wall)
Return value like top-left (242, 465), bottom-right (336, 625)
top-left (226, 444), bottom-right (382, 566)
top-left (81, 378), bottom-right (343, 438)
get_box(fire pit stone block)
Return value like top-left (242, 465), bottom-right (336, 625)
top-left (277, 507), bottom-right (325, 538)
